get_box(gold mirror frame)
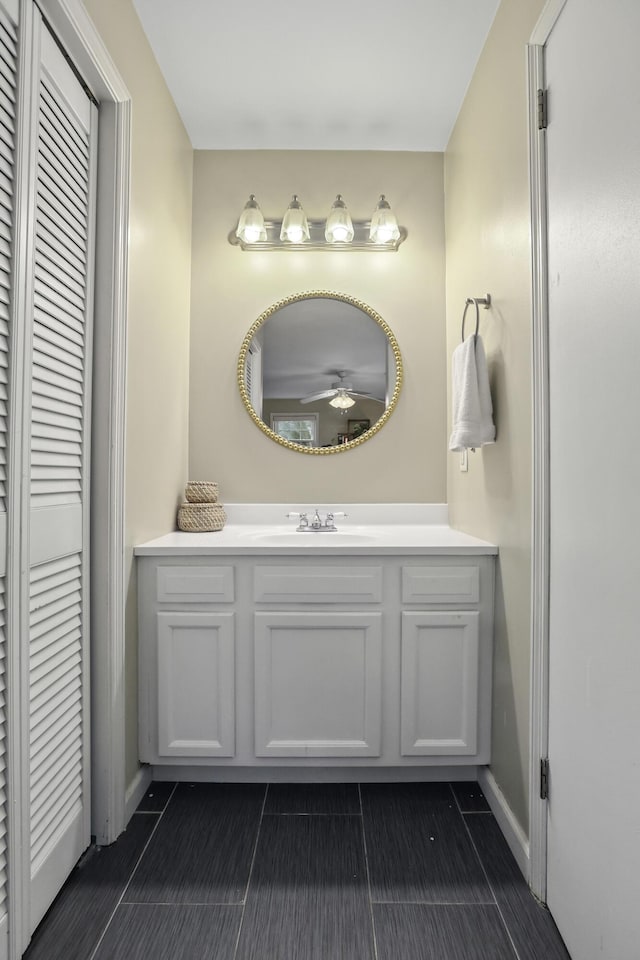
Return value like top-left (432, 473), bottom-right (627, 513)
top-left (237, 291), bottom-right (403, 455)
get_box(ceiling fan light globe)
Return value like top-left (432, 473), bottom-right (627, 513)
top-left (329, 392), bottom-right (356, 409)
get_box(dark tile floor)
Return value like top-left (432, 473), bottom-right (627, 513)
top-left (23, 781), bottom-right (571, 960)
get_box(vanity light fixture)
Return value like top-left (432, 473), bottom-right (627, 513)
top-left (229, 195), bottom-right (407, 251)
top-left (325, 194), bottom-right (354, 243)
top-left (328, 391), bottom-right (356, 410)
top-left (369, 194), bottom-right (401, 244)
top-left (280, 194), bottom-right (310, 244)
top-left (235, 194), bottom-right (267, 244)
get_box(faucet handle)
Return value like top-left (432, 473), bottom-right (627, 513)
top-left (286, 511), bottom-right (309, 529)
top-left (324, 511), bottom-right (347, 529)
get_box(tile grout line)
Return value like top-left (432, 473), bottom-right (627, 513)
top-left (358, 783), bottom-right (380, 960)
top-left (449, 783), bottom-right (524, 956)
top-left (448, 781), bottom-right (464, 816)
top-left (371, 898), bottom-right (499, 906)
top-left (263, 811), bottom-right (361, 817)
top-left (459, 807), bottom-right (524, 960)
top-left (121, 900), bottom-right (242, 907)
top-left (231, 783), bottom-right (269, 960)
top-left (85, 782), bottom-right (179, 960)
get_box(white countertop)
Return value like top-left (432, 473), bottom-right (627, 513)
top-left (134, 504), bottom-right (497, 557)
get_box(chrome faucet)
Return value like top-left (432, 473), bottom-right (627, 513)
top-left (286, 509), bottom-right (347, 532)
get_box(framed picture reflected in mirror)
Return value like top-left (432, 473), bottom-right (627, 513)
top-left (347, 418), bottom-right (370, 439)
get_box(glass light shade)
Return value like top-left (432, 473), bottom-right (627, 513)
top-left (325, 195), bottom-right (354, 243)
top-left (369, 195), bottom-right (401, 243)
top-left (235, 194), bottom-right (267, 243)
top-left (329, 390), bottom-right (356, 409)
top-left (280, 195), bottom-right (310, 243)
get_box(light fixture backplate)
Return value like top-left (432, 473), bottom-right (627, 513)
top-left (229, 218), bottom-right (407, 251)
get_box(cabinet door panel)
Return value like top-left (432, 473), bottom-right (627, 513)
top-left (401, 612), bottom-right (479, 755)
top-left (254, 612), bottom-right (382, 757)
top-left (157, 612), bottom-right (235, 756)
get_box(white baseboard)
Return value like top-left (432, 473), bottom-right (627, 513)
top-left (151, 764), bottom-right (480, 783)
top-left (124, 765), bottom-right (153, 825)
top-left (478, 767), bottom-right (530, 882)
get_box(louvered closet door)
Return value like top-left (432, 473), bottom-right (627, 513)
top-left (27, 23), bottom-right (96, 934)
top-left (0, 2), bottom-right (17, 955)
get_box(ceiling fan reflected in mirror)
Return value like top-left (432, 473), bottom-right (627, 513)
top-left (300, 371), bottom-right (384, 410)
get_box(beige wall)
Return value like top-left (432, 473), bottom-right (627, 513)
top-left (189, 151), bottom-right (446, 504)
top-left (84, 0), bottom-right (194, 784)
top-left (444, 0), bottom-right (546, 833)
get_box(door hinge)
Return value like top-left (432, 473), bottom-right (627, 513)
top-left (537, 88), bottom-right (548, 130)
top-left (540, 757), bottom-right (550, 800)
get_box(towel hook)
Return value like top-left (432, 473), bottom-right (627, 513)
top-left (462, 294), bottom-right (491, 342)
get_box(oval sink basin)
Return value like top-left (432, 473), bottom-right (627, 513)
top-left (245, 531), bottom-right (376, 546)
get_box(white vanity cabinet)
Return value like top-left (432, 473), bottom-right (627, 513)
top-left (136, 544), bottom-right (496, 777)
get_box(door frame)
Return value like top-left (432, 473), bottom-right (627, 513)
top-left (526, 0), bottom-right (567, 903)
top-left (13, 0), bottom-right (131, 854)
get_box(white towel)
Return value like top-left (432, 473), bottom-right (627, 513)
top-left (449, 335), bottom-right (496, 452)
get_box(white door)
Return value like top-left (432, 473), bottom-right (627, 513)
top-left (24, 16), bottom-right (96, 937)
top-left (545, 1), bottom-right (640, 957)
top-left (0, 2), bottom-right (18, 956)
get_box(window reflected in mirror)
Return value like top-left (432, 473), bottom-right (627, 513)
top-left (271, 413), bottom-right (318, 447)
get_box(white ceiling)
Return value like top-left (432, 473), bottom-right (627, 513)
top-left (132, 0), bottom-right (500, 151)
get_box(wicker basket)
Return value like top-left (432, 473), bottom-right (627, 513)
top-left (177, 502), bottom-right (226, 532)
top-left (185, 480), bottom-right (219, 503)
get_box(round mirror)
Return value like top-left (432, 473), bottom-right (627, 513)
top-left (237, 291), bottom-right (402, 454)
